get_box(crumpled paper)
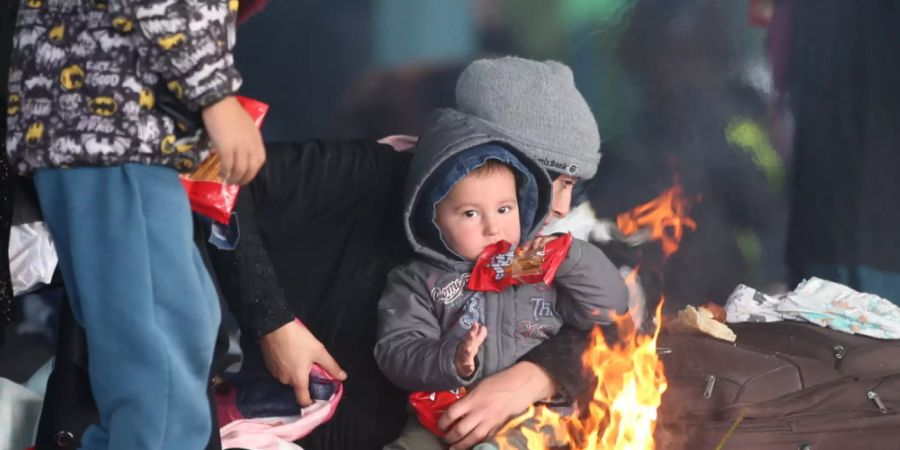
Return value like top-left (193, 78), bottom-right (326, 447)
top-left (725, 277), bottom-right (900, 339)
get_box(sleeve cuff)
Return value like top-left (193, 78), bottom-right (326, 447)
top-left (245, 308), bottom-right (295, 338)
top-left (439, 324), bottom-right (477, 387)
top-left (178, 64), bottom-right (243, 111)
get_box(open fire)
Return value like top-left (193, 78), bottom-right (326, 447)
top-left (615, 183), bottom-right (698, 258)
top-left (495, 182), bottom-right (698, 449)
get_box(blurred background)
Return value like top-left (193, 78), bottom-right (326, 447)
top-left (236, 0), bottom-right (786, 311)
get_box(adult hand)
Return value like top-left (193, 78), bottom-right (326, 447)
top-left (438, 361), bottom-right (556, 450)
top-left (202, 96), bottom-right (266, 185)
top-left (258, 320), bottom-right (347, 407)
top-left (517, 235), bottom-right (559, 254)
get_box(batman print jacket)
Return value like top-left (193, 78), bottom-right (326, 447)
top-left (5, 0), bottom-right (242, 174)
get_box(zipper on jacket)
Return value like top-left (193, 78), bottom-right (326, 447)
top-left (703, 375), bottom-right (717, 399)
top-left (495, 291), bottom-right (503, 373)
top-left (867, 390), bottom-right (888, 414)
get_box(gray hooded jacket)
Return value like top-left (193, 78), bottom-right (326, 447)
top-left (374, 109), bottom-right (628, 392)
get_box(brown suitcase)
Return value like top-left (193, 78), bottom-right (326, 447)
top-left (656, 322), bottom-right (900, 449)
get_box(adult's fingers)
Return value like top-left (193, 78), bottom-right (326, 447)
top-left (294, 368), bottom-right (313, 407)
top-left (316, 347), bottom-right (348, 381)
top-left (444, 409), bottom-right (490, 449)
top-left (450, 422), bottom-right (498, 450)
top-left (438, 398), bottom-right (470, 432)
top-left (443, 411), bottom-right (479, 447)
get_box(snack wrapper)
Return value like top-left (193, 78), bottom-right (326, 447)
top-left (409, 388), bottom-right (467, 437)
top-left (466, 233), bottom-right (573, 292)
top-left (179, 96), bottom-right (269, 224)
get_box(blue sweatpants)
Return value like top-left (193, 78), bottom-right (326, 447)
top-left (33, 164), bottom-right (221, 450)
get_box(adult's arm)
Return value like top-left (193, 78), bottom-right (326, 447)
top-left (207, 140), bottom-right (410, 403)
top-left (209, 140), bottom-right (410, 336)
top-left (553, 238), bottom-right (629, 329)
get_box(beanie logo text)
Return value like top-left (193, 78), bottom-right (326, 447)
top-left (537, 158), bottom-right (578, 176)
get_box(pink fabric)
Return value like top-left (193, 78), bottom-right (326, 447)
top-left (217, 365), bottom-right (343, 450)
top-left (215, 382), bottom-right (245, 426)
top-left (237, 0), bottom-right (268, 23)
top-left (377, 135), bottom-right (419, 152)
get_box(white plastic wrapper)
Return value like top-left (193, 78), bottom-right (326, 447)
top-left (724, 284), bottom-right (789, 323)
top-left (0, 377), bottom-right (43, 450)
top-left (725, 277), bottom-right (900, 339)
top-left (9, 221), bottom-right (58, 296)
top-left (541, 202), bottom-right (603, 241)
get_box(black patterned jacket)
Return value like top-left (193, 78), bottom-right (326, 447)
top-left (5, 0), bottom-right (241, 175)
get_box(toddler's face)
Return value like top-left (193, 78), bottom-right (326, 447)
top-left (435, 167), bottom-right (521, 261)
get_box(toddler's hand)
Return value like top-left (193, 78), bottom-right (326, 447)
top-left (517, 235), bottom-right (558, 256)
top-left (455, 322), bottom-right (487, 378)
top-left (202, 96), bottom-right (266, 185)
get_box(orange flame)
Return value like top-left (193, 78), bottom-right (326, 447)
top-left (495, 303), bottom-right (668, 449)
top-left (616, 183), bottom-right (698, 257)
top-left (491, 182), bottom-right (698, 449)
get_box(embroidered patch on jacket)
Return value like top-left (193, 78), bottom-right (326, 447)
top-left (431, 273), bottom-right (470, 305)
top-left (516, 320), bottom-right (554, 340)
top-left (458, 294), bottom-right (482, 330)
top-left (530, 297), bottom-right (556, 321)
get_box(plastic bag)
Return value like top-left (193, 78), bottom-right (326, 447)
top-left (408, 388), bottom-right (466, 437)
top-left (466, 233), bottom-right (573, 293)
top-left (179, 96), bottom-right (269, 224)
top-left (0, 378), bottom-right (42, 450)
top-left (8, 222), bottom-right (57, 296)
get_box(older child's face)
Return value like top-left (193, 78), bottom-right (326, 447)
top-left (435, 167), bottom-right (521, 261)
top-left (544, 175), bottom-right (578, 227)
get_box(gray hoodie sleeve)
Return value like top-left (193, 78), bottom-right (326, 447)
top-left (374, 266), bottom-right (474, 392)
top-left (553, 238), bottom-right (628, 329)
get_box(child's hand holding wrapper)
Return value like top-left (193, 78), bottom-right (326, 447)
top-left (409, 234), bottom-right (574, 437)
top-left (180, 96), bottom-right (269, 224)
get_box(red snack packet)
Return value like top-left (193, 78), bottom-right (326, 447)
top-left (409, 388), bottom-right (467, 437)
top-left (179, 96), bottom-right (269, 224)
top-left (466, 233), bottom-right (573, 292)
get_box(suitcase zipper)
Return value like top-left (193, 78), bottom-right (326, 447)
top-left (703, 375), bottom-right (717, 399)
top-left (867, 390), bottom-right (888, 414)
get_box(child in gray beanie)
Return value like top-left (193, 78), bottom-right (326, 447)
top-left (376, 57), bottom-right (625, 450)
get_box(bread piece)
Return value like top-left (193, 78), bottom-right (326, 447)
top-left (667, 305), bottom-right (737, 342)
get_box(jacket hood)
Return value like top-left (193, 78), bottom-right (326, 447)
top-left (403, 108), bottom-right (552, 268)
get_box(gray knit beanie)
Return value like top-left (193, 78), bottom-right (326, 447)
top-left (455, 56), bottom-right (602, 179)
